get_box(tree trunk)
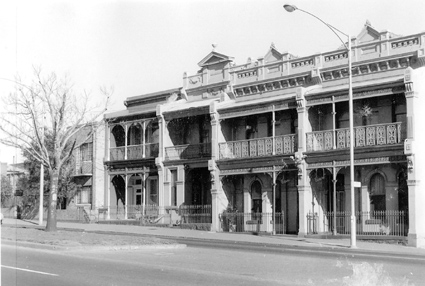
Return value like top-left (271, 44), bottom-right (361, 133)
top-left (46, 169), bottom-right (59, 232)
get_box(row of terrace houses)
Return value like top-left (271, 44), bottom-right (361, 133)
top-left (80, 22), bottom-right (425, 247)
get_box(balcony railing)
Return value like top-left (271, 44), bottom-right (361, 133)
top-left (75, 161), bottom-right (93, 175)
top-left (165, 143), bottom-right (211, 161)
top-left (110, 146), bottom-right (125, 161)
top-left (127, 145), bottom-right (143, 160)
top-left (306, 122), bottom-right (403, 152)
top-left (109, 143), bottom-right (159, 161)
top-left (219, 134), bottom-right (296, 160)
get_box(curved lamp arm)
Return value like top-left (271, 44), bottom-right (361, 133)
top-left (283, 4), bottom-right (349, 51)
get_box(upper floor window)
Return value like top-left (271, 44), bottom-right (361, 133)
top-left (78, 186), bottom-right (92, 204)
top-left (145, 121), bottom-right (159, 144)
top-left (128, 124), bottom-right (142, 145)
top-left (80, 143), bottom-right (93, 162)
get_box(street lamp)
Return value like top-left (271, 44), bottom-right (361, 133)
top-left (284, 4), bottom-right (356, 248)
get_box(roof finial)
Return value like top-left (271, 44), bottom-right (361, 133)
top-left (270, 42), bottom-right (276, 49)
top-left (212, 43), bottom-right (218, 51)
top-left (365, 20), bottom-right (371, 26)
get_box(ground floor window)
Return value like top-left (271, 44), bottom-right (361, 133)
top-left (78, 186), bottom-right (92, 204)
top-left (148, 178), bottom-right (158, 205)
top-left (171, 170), bottom-right (177, 206)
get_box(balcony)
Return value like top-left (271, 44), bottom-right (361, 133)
top-left (165, 143), bottom-right (211, 161)
top-left (306, 122), bottom-right (403, 152)
top-left (109, 143), bottom-right (159, 161)
top-left (75, 161), bottom-right (92, 176)
top-left (219, 134), bottom-right (296, 160)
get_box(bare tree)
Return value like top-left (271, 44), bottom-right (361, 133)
top-left (0, 68), bottom-right (111, 231)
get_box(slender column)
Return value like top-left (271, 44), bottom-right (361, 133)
top-left (332, 165), bottom-right (337, 235)
top-left (124, 174), bottom-right (128, 219)
top-left (272, 109), bottom-right (276, 155)
top-left (332, 97), bottom-right (336, 149)
top-left (142, 121), bottom-right (146, 158)
top-left (272, 170), bottom-right (276, 235)
top-left (157, 164), bottom-right (165, 215)
top-left (107, 174), bottom-right (111, 220)
top-left (142, 172), bottom-right (146, 216)
top-left (124, 124), bottom-right (128, 160)
top-left (106, 125), bottom-right (111, 161)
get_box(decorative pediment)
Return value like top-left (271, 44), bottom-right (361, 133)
top-left (357, 21), bottom-right (380, 43)
top-left (264, 43), bottom-right (282, 63)
top-left (198, 51), bottom-right (234, 67)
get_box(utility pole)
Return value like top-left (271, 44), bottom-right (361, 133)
top-left (39, 115), bottom-right (45, 226)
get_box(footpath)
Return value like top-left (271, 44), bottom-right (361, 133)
top-left (2, 218), bottom-right (425, 257)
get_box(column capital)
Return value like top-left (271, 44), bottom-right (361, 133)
top-left (208, 159), bottom-right (217, 171)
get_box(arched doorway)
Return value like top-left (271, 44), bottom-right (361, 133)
top-left (111, 175), bottom-right (125, 206)
top-left (110, 175), bottom-right (126, 219)
top-left (398, 171), bottom-right (408, 213)
top-left (251, 181), bottom-right (262, 221)
top-left (397, 170), bottom-right (409, 235)
top-left (369, 173), bottom-right (386, 212)
top-left (276, 171), bottom-right (299, 234)
top-left (185, 168), bottom-right (211, 206)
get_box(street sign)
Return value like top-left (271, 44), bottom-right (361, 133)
top-left (353, 181), bottom-right (361, 188)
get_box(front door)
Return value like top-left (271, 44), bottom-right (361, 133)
top-left (135, 189), bottom-right (142, 205)
top-left (251, 181), bottom-right (262, 221)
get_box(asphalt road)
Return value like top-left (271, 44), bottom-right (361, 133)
top-left (2, 239), bottom-right (424, 286)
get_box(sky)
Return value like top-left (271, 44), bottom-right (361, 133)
top-left (1, 0), bottom-right (424, 164)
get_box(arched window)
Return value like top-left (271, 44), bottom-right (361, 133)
top-left (145, 120), bottom-right (159, 144)
top-left (128, 124), bottom-right (142, 146)
top-left (369, 173), bottom-right (386, 212)
top-left (111, 125), bottom-right (125, 147)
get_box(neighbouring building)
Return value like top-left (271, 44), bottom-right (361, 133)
top-left (104, 22), bottom-right (425, 247)
top-left (0, 162), bottom-right (29, 217)
top-left (62, 122), bottom-right (106, 221)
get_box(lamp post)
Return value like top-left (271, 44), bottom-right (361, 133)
top-left (39, 118), bottom-right (45, 226)
top-left (283, 4), bottom-right (356, 248)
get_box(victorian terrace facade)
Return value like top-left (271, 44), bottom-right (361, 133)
top-left (104, 22), bottom-right (425, 247)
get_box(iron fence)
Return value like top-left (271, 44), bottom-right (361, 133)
top-left (220, 212), bottom-right (284, 234)
top-left (179, 205), bottom-right (212, 224)
top-left (322, 210), bottom-right (408, 236)
top-left (107, 205), bottom-right (160, 221)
